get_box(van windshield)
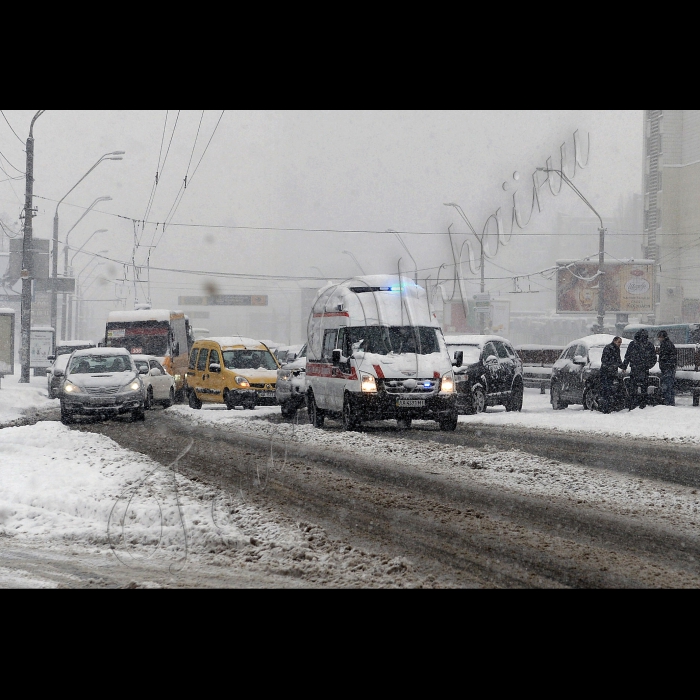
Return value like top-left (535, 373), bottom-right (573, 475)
top-left (223, 350), bottom-right (278, 370)
top-left (349, 326), bottom-right (440, 356)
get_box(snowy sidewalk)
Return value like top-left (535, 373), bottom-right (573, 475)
top-left (0, 370), bottom-right (54, 427)
top-left (464, 389), bottom-right (700, 445)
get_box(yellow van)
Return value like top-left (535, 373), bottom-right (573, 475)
top-left (185, 337), bottom-right (280, 410)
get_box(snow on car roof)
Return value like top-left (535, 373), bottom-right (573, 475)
top-left (107, 309), bottom-right (172, 322)
top-left (129, 354), bottom-right (159, 361)
top-left (444, 334), bottom-right (511, 346)
top-left (202, 337), bottom-right (270, 350)
top-left (567, 334), bottom-right (630, 349)
top-left (71, 347), bottom-right (131, 357)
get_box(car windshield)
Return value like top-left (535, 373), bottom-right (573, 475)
top-left (446, 345), bottom-right (481, 365)
top-left (68, 354), bottom-right (132, 374)
top-left (222, 350), bottom-right (278, 370)
top-left (349, 326), bottom-right (441, 355)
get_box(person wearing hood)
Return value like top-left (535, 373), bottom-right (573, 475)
top-left (621, 328), bottom-right (657, 410)
top-left (599, 336), bottom-right (624, 413)
top-left (657, 330), bottom-right (677, 405)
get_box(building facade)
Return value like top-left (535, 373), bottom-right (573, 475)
top-left (644, 110), bottom-right (700, 323)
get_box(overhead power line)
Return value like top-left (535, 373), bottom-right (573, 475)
top-left (0, 110), bottom-right (25, 146)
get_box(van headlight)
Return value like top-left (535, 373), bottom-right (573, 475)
top-left (360, 372), bottom-right (377, 393)
top-left (235, 376), bottom-right (250, 388)
top-left (63, 381), bottom-right (81, 394)
top-left (278, 370), bottom-right (292, 381)
top-left (440, 371), bottom-right (455, 393)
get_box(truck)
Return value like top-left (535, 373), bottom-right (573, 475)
top-left (305, 275), bottom-right (459, 431)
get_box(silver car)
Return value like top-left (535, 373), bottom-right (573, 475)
top-left (59, 348), bottom-right (147, 424)
top-left (276, 343), bottom-right (307, 418)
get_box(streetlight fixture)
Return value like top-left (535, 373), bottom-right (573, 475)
top-left (444, 203), bottom-right (486, 332)
top-left (536, 167), bottom-right (607, 333)
top-left (341, 250), bottom-right (366, 275)
top-left (51, 151), bottom-right (124, 338)
top-left (69, 229), bottom-right (108, 269)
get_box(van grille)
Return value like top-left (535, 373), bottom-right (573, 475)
top-left (381, 378), bottom-right (437, 395)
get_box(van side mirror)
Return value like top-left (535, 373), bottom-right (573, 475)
top-left (332, 349), bottom-right (341, 365)
top-left (573, 355), bottom-right (586, 365)
top-left (453, 350), bottom-right (463, 368)
top-left (54, 369), bottom-right (64, 377)
top-left (209, 363), bottom-right (221, 373)
top-left (485, 355), bottom-right (498, 365)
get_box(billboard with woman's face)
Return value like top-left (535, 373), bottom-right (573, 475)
top-left (556, 260), bottom-right (654, 314)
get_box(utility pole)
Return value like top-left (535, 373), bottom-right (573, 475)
top-left (19, 110), bottom-right (44, 383)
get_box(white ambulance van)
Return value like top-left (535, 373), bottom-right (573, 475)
top-left (305, 275), bottom-right (459, 431)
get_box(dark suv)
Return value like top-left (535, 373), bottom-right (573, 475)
top-left (444, 334), bottom-right (524, 414)
top-left (550, 334), bottom-right (661, 411)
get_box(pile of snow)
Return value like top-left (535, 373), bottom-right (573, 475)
top-left (0, 371), bottom-right (53, 427)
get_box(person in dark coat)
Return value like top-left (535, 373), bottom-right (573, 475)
top-left (621, 328), bottom-right (657, 410)
top-left (599, 336), bottom-right (624, 413)
top-left (657, 330), bottom-right (677, 406)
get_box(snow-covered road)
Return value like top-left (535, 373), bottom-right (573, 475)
top-left (2, 370), bottom-right (700, 587)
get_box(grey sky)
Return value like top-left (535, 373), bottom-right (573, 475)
top-left (1, 110), bottom-right (643, 318)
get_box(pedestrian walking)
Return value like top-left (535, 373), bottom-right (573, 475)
top-left (657, 330), bottom-right (677, 406)
top-left (621, 328), bottom-right (657, 410)
top-left (599, 336), bottom-right (624, 413)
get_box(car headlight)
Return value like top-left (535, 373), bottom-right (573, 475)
top-left (63, 381), bottom-right (81, 394)
top-left (440, 371), bottom-right (455, 393)
top-left (360, 372), bottom-right (377, 393)
top-left (121, 380), bottom-right (142, 392)
top-left (235, 376), bottom-right (250, 388)
top-left (278, 370), bottom-right (292, 381)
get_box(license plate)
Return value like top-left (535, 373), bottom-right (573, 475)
top-left (397, 399), bottom-right (425, 408)
top-left (259, 391), bottom-right (275, 398)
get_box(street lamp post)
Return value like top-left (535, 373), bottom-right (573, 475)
top-left (387, 230), bottom-right (418, 285)
top-left (66, 249), bottom-right (109, 340)
top-left (18, 110), bottom-right (45, 383)
top-left (536, 167), bottom-right (607, 333)
top-left (444, 203), bottom-right (486, 333)
top-left (59, 196), bottom-right (112, 339)
top-left (75, 257), bottom-right (107, 340)
top-left (51, 151), bottom-right (124, 339)
top-left (66, 231), bottom-right (107, 339)
top-left (341, 250), bottom-right (367, 275)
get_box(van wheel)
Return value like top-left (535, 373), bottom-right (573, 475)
top-left (243, 396), bottom-right (256, 410)
top-left (439, 412), bottom-right (458, 431)
top-left (224, 389), bottom-right (235, 410)
top-left (60, 402), bottom-right (74, 425)
top-left (471, 385), bottom-right (486, 414)
top-left (551, 383), bottom-right (568, 410)
top-left (342, 394), bottom-right (361, 431)
top-left (280, 402), bottom-right (297, 418)
top-left (132, 406), bottom-right (146, 422)
top-left (188, 390), bottom-right (202, 410)
top-left (145, 387), bottom-right (154, 410)
top-left (162, 387), bottom-right (175, 408)
top-left (506, 381), bottom-right (523, 412)
top-left (308, 391), bottom-right (324, 428)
